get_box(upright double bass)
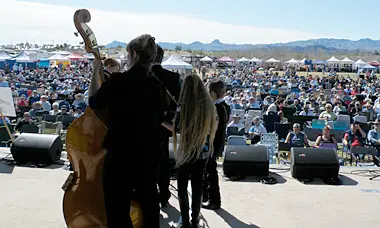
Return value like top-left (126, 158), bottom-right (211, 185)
top-left (62, 9), bottom-right (142, 228)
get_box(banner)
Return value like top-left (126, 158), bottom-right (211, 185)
top-left (0, 87), bottom-right (16, 117)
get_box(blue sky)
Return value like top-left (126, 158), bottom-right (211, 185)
top-left (3, 0), bottom-right (379, 44)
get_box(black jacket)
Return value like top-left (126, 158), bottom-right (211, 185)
top-left (89, 66), bottom-right (167, 152)
top-left (151, 64), bottom-right (181, 138)
top-left (214, 100), bottom-right (230, 157)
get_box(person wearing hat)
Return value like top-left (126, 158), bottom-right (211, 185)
top-left (28, 90), bottom-right (40, 105)
top-left (226, 113), bottom-right (245, 138)
top-left (73, 106), bottom-right (84, 119)
top-left (366, 119), bottom-right (380, 166)
top-left (73, 93), bottom-right (88, 111)
top-left (248, 116), bottom-right (267, 144)
top-left (230, 98), bottom-right (243, 110)
top-left (56, 105), bottom-right (70, 116)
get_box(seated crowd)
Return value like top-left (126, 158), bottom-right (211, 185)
top-left (205, 68), bottom-right (380, 166)
top-left (0, 67), bottom-right (91, 134)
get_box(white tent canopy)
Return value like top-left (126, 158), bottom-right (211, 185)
top-left (0, 51), bottom-right (11, 61)
top-left (266, 58), bottom-right (280, 63)
top-left (286, 58), bottom-right (299, 64)
top-left (299, 58), bottom-right (307, 64)
top-left (355, 59), bottom-right (366, 65)
top-left (250, 57), bottom-right (262, 62)
top-left (12, 51), bottom-right (33, 63)
top-left (237, 57), bottom-right (250, 62)
top-left (48, 54), bottom-right (69, 61)
top-left (50, 51), bottom-right (71, 55)
top-left (84, 53), bottom-right (95, 60)
top-left (200, 56), bottom-right (213, 62)
top-left (326, 56), bottom-right (340, 63)
top-left (359, 64), bottom-right (376, 70)
top-left (353, 59), bottom-right (367, 69)
top-left (162, 55), bottom-right (193, 70)
top-left (340, 57), bottom-right (354, 63)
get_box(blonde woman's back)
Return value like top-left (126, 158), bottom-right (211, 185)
top-left (173, 74), bottom-right (217, 166)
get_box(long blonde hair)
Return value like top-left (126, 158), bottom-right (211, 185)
top-left (173, 74), bottom-right (217, 166)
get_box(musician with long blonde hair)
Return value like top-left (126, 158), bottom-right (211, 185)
top-left (172, 74), bottom-right (217, 228)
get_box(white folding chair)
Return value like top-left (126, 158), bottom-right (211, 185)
top-left (353, 115), bottom-right (367, 123)
top-left (247, 110), bottom-right (262, 119)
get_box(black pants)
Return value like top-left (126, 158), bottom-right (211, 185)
top-left (177, 159), bottom-right (206, 226)
top-left (202, 156), bottom-right (221, 205)
top-left (103, 151), bottom-right (160, 228)
top-left (158, 137), bottom-right (171, 203)
top-left (251, 135), bottom-right (261, 145)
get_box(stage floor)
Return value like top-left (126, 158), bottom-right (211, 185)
top-left (0, 148), bottom-right (380, 228)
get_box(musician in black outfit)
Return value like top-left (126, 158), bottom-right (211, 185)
top-left (89, 34), bottom-right (167, 228)
top-left (152, 45), bottom-right (181, 207)
top-left (203, 79), bottom-right (230, 210)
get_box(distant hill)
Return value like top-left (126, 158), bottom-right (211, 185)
top-left (105, 38), bottom-right (380, 52)
top-left (105, 40), bottom-right (127, 49)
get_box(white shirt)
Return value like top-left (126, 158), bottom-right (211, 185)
top-left (227, 121), bottom-right (245, 131)
top-left (299, 110), bottom-right (314, 116)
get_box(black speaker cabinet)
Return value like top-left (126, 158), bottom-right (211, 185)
top-left (223, 145), bottom-right (269, 177)
top-left (11, 133), bottom-right (63, 164)
top-left (290, 147), bottom-right (339, 179)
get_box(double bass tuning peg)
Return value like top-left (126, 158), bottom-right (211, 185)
top-left (79, 42), bottom-right (84, 45)
top-left (74, 32), bottom-right (79, 37)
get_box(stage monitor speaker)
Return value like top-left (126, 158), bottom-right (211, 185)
top-left (223, 145), bottom-right (269, 177)
top-left (290, 147), bottom-right (339, 179)
top-left (11, 133), bottom-right (63, 164)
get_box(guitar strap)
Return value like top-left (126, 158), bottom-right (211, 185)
top-left (151, 73), bottom-right (178, 106)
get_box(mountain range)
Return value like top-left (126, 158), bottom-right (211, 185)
top-left (105, 38), bottom-right (380, 52)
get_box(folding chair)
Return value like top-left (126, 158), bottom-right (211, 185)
top-left (350, 147), bottom-right (379, 167)
top-left (227, 136), bottom-right (247, 145)
top-left (311, 119), bottom-right (326, 129)
top-left (353, 115), bottom-right (367, 123)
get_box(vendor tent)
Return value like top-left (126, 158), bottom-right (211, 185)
top-left (37, 59), bottom-right (50, 68)
top-left (353, 59), bottom-right (366, 69)
top-left (299, 58), bottom-right (307, 64)
top-left (237, 57), bottom-right (250, 62)
top-left (48, 54), bottom-right (69, 61)
top-left (249, 57), bottom-right (262, 63)
top-left (200, 56), bottom-right (213, 62)
top-left (359, 64), bottom-right (376, 70)
top-left (12, 51), bottom-right (33, 63)
top-left (216, 56), bottom-right (236, 62)
top-left (265, 58), bottom-right (280, 63)
top-left (67, 53), bottom-right (86, 60)
top-left (48, 54), bottom-right (70, 68)
top-left (0, 51), bottom-right (11, 61)
top-left (161, 56), bottom-right (193, 70)
top-left (326, 56), bottom-right (340, 63)
top-left (286, 58), bottom-right (299, 64)
top-left (340, 57), bottom-right (354, 64)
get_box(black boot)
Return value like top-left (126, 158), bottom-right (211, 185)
top-left (202, 201), bottom-right (221, 210)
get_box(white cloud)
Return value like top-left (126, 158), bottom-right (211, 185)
top-left (0, 0), bottom-right (324, 45)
